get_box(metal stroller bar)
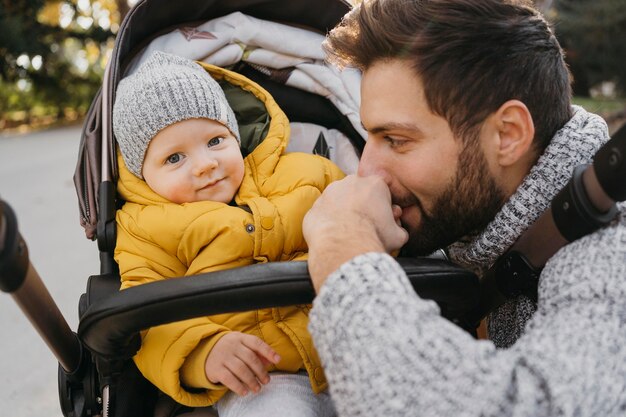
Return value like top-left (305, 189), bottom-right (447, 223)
top-left (101, 61), bottom-right (112, 184)
top-left (96, 60), bottom-right (118, 274)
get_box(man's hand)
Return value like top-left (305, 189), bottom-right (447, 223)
top-left (205, 332), bottom-right (281, 396)
top-left (303, 175), bottom-right (408, 292)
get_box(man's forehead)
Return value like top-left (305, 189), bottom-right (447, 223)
top-left (361, 60), bottom-right (428, 107)
top-left (359, 63), bottom-right (438, 137)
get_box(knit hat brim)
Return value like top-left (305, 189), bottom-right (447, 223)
top-left (112, 51), bottom-right (240, 178)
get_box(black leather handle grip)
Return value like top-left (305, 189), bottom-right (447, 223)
top-left (78, 258), bottom-right (478, 359)
top-left (594, 122), bottom-right (626, 202)
top-left (0, 200), bottom-right (29, 293)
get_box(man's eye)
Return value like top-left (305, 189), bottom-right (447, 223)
top-left (208, 137), bottom-right (224, 147)
top-left (384, 136), bottom-right (405, 148)
top-left (166, 153), bottom-right (181, 164)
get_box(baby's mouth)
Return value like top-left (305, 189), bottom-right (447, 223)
top-left (200, 179), bottom-right (222, 190)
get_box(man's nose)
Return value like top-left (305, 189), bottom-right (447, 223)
top-left (193, 155), bottom-right (218, 176)
top-left (357, 141), bottom-right (391, 184)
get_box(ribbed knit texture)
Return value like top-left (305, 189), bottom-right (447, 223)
top-left (448, 105), bottom-right (609, 347)
top-left (309, 108), bottom-right (626, 416)
top-left (112, 51), bottom-right (240, 178)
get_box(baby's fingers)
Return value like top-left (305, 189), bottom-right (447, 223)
top-left (237, 345), bottom-right (271, 385)
top-left (227, 357), bottom-right (264, 394)
top-left (258, 356), bottom-right (273, 368)
top-left (241, 334), bottom-right (281, 365)
top-left (219, 367), bottom-right (250, 397)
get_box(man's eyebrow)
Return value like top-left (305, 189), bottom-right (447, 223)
top-left (361, 121), bottom-right (424, 135)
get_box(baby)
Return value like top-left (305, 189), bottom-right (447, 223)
top-left (113, 51), bottom-right (343, 416)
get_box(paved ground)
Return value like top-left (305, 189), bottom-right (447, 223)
top-left (0, 125), bottom-right (99, 416)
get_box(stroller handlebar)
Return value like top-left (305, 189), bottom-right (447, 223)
top-left (0, 199), bottom-right (29, 293)
top-left (77, 258), bottom-right (479, 359)
top-left (594, 121), bottom-right (626, 202)
top-left (0, 199), bottom-right (82, 373)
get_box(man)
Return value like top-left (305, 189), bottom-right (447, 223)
top-left (303, 0), bottom-right (626, 416)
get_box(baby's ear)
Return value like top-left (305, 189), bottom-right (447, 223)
top-left (493, 100), bottom-right (535, 167)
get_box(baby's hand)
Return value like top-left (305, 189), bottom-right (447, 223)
top-left (205, 332), bottom-right (281, 396)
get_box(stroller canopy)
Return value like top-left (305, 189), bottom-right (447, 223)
top-left (74, 0), bottom-right (354, 241)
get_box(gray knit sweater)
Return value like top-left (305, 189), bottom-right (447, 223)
top-left (309, 107), bottom-right (626, 416)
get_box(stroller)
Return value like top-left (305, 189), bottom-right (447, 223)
top-left (2, 0), bottom-right (484, 416)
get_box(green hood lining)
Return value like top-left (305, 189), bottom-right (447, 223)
top-left (218, 79), bottom-right (271, 158)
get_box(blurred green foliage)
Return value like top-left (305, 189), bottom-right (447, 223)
top-left (0, 0), bottom-right (116, 130)
top-left (554, 0), bottom-right (626, 96)
top-left (572, 97), bottom-right (626, 115)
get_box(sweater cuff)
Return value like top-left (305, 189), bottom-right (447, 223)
top-left (180, 331), bottom-right (230, 390)
top-left (320, 252), bottom-right (419, 300)
top-left (310, 252), bottom-right (436, 331)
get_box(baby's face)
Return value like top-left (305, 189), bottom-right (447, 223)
top-left (142, 118), bottom-right (244, 204)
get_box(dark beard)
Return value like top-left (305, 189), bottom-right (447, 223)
top-left (401, 138), bottom-right (506, 256)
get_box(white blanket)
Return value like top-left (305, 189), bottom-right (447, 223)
top-left (124, 12), bottom-right (364, 173)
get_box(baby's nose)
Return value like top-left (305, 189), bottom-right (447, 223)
top-left (193, 156), bottom-right (218, 176)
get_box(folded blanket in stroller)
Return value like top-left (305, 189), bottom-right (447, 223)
top-left (123, 11), bottom-right (364, 174)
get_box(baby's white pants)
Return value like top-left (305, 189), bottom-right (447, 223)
top-left (216, 372), bottom-right (336, 417)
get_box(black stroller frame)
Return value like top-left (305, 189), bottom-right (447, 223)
top-left (3, 0), bottom-right (624, 416)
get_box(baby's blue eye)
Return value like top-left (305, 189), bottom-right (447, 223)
top-left (166, 154), bottom-right (181, 164)
top-left (208, 137), bottom-right (224, 147)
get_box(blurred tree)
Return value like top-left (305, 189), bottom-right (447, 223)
top-left (115, 0), bottom-right (129, 21)
top-left (554, 0), bottom-right (626, 96)
top-left (0, 0), bottom-right (120, 127)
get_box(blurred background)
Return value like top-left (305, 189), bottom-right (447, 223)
top-left (1, 0), bottom-right (625, 135)
top-left (2, 0), bottom-right (132, 132)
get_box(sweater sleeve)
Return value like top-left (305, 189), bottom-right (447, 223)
top-left (309, 216), bottom-right (626, 417)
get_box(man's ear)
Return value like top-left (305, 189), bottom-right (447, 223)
top-left (493, 100), bottom-right (535, 167)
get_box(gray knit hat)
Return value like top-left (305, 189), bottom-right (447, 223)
top-left (113, 51), bottom-right (240, 178)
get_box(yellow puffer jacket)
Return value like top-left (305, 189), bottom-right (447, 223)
top-left (114, 64), bottom-right (345, 407)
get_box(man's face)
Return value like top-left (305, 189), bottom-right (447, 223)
top-left (142, 118), bottom-right (244, 204)
top-left (358, 59), bottom-right (506, 255)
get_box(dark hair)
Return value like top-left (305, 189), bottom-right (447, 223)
top-left (324, 0), bottom-right (572, 153)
